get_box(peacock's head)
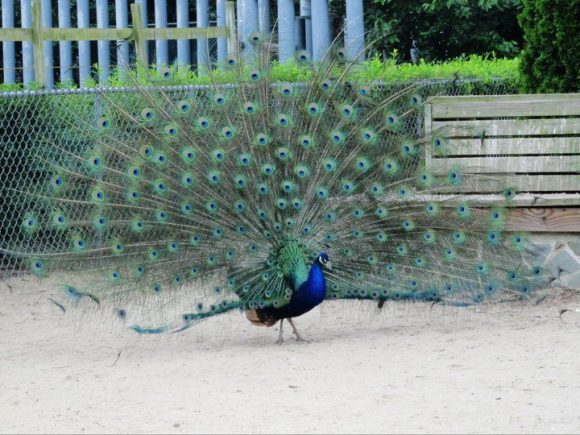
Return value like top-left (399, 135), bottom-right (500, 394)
top-left (317, 253), bottom-right (332, 271)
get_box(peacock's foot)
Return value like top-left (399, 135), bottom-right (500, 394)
top-left (287, 318), bottom-right (309, 343)
top-left (292, 332), bottom-right (310, 343)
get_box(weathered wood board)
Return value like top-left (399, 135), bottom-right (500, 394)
top-left (425, 93), bottom-right (580, 232)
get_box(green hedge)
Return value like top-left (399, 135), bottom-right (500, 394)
top-left (0, 55), bottom-right (522, 92)
top-left (519, 0), bottom-right (580, 93)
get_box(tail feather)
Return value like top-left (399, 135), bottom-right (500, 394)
top-left (1, 35), bottom-right (552, 334)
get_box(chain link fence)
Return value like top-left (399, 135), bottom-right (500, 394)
top-left (0, 79), bottom-right (518, 278)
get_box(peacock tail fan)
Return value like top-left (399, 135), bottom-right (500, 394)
top-left (2, 36), bottom-right (551, 334)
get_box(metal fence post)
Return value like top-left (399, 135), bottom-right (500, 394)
top-left (57, 0), bottom-right (72, 83)
top-left (311, 0), bottom-right (330, 61)
top-left (40, 0), bottom-right (53, 87)
top-left (257, 0), bottom-right (270, 34)
top-left (176, 0), bottom-right (191, 69)
top-left (300, 0), bottom-right (312, 57)
top-left (277, 0), bottom-right (295, 63)
top-left (2, 0), bottom-right (16, 84)
top-left (21, 0), bottom-right (34, 84)
top-left (239, 0), bottom-right (258, 51)
top-left (197, 0), bottom-right (210, 72)
top-left (116, 0), bottom-right (129, 73)
top-left (216, 0), bottom-right (227, 63)
top-left (345, 0), bottom-right (364, 61)
top-left (77, 0), bottom-right (91, 87)
top-left (154, 0), bottom-right (168, 69)
top-left (96, 0), bottom-right (110, 84)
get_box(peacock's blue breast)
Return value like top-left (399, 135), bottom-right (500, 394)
top-left (277, 263), bottom-right (326, 319)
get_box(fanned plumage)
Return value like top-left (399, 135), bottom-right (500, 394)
top-left (2, 36), bottom-right (550, 340)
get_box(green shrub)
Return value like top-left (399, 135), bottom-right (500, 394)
top-left (519, 0), bottom-right (580, 93)
top-left (0, 56), bottom-right (521, 92)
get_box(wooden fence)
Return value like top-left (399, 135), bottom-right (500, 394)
top-left (0, 0), bottom-right (367, 89)
top-left (425, 93), bottom-right (580, 233)
top-left (0, 0), bottom-right (236, 87)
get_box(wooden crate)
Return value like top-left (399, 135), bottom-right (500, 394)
top-left (424, 94), bottom-right (580, 232)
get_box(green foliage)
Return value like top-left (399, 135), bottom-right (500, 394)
top-left (354, 54), bottom-right (520, 87)
top-left (518, 0), bottom-right (580, 93)
top-left (0, 56), bottom-right (521, 93)
top-left (330, 0), bottom-right (524, 61)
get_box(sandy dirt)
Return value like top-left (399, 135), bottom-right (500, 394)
top-left (1, 276), bottom-right (579, 434)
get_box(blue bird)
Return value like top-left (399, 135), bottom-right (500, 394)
top-left (246, 252), bottom-right (331, 343)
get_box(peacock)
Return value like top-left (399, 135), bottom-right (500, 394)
top-left (1, 35), bottom-right (550, 344)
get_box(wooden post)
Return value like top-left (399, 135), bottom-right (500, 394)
top-left (225, 1), bottom-right (237, 58)
top-left (31, 0), bottom-right (46, 86)
top-left (131, 3), bottom-right (147, 67)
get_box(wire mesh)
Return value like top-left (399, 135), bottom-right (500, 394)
top-left (0, 79), bottom-right (518, 278)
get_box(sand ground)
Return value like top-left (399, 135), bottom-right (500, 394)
top-left (1, 276), bottom-right (579, 434)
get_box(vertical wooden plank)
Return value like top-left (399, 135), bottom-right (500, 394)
top-left (96, 0), bottom-right (109, 84)
top-left (31, 0), bottom-right (45, 86)
top-left (277, 0), bottom-right (295, 63)
top-left (77, 0), bottom-right (91, 87)
top-left (216, 0), bottom-right (226, 63)
top-left (57, 0), bottom-right (72, 83)
top-left (1, 0), bottom-right (16, 84)
top-left (40, 0), bottom-right (53, 87)
top-left (225, 1), bottom-right (237, 58)
top-left (116, 0), bottom-right (129, 72)
top-left (135, 0), bottom-right (148, 63)
top-left (197, 0), bottom-right (210, 72)
top-left (176, 0), bottom-right (190, 69)
top-left (21, 0), bottom-right (34, 84)
top-left (154, 0), bottom-right (168, 69)
top-left (130, 3), bottom-right (146, 67)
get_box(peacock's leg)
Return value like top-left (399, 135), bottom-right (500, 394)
top-left (276, 319), bottom-right (284, 345)
top-left (287, 318), bottom-right (309, 343)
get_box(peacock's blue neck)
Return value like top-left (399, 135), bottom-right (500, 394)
top-left (299, 262), bottom-right (326, 300)
top-left (282, 261), bottom-right (326, 317)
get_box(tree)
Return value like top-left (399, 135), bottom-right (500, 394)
top-left (518, 0), bottom-right (580, 92)
top-left (329, 0), bottom-right (524, 62)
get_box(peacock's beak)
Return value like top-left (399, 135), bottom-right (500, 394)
top-left (325, 261), bottom-right (332, 271)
